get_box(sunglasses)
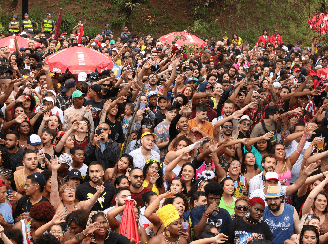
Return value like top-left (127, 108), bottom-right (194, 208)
top-left (98, 127), bottom-right (108, 131)
top-left (252, 95), bottom-right (260, 99)
top-left (235, 205), bottom-right (248, 211)
top-left (242, 122), bottom-right (250, 126)
top-left (223, 125), bottom-right (233, 129)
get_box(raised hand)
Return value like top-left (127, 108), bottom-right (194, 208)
top-left (214, 233), bottom-right (229, 244)
top-left (52, 210), bottom-right (66, 224)
top-left (262, 131), bottom-right (274, 140)
top-left (51, 155), bottom-right (61, 171)
top-left (15, 114), bottom-right (27, 124)
top-left (96, 184), bottom-right (105, 194)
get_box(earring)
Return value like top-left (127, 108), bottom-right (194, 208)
top-left (76, 131), bottom-right (78, 135)
top-left (245, 211), bottom-right (250, 218)
top-left (86, 131), bottom-right (88, 137)
top-left (166, 231), bottom-right (170, 237)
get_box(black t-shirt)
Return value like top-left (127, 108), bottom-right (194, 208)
top-left (7, 148), bottom-right (24, 171)
top-left (91, 232), bottom-right (129, 244)
top-left (104, 119), bottom-right (124, 144)
top-left (85, 99), bottom-right (105, 128)
top-left (75, 181), bottom-right (115, 211)
top-left (224, 217), bottom-right (272, 244)
top-left (15, 195), bottom-right (48, 218)
top-left (154, 110), bottom-right (166, 127)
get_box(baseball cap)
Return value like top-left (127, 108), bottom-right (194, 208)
top-left (42, 97), bottom-right (54, 104)
top-left (24, 13), bottom-right (29, 17)
top-left (265, 186), bottom-right (283, 199)
top-left (58, 153), bottom-right (73, 167)
top-left (62, 79), bottom-right (76, 93)
top-left (19, 47), bottom-right (25, 51)
top-left (68, 169), bottom-right (83, 180)
top-left (72, 90), bottom-right (84, 98)
top-left (44, 90), bottom-right (56, 97)
top-left (105, 24), bottom-right (110, 27)
top-left (183, 65), bottom-right (194, 71)
top-left (273, 82), bottom-right (282, 88)
top-left (158, 95), bottom-right (169, 101)
top-left (141, 132), bottom-right (157, 139)
top-left (239, 115), bottom-right (250, 122)
top-left (78, 72), bottom-right (87, 82)
top-left (90, 84), bottom-right (103, 98)
top-left (148, 91), bottom-right (158, 98)
top-left (297, 40), bottom-right (302, 45)
top-left (265, 172), bottom-right (279, 181)
top-left (110, 40), bottom-right (116, 45)
top-left (27, 134), bottom-right (42, 146)
top-left (13, 15), bottom-right (17, 19)
top-left (30, 172), bottom-right (46, 191)
top-left (237, 73), bottom-right (246, 80)
top-left (20, 31), bottom-right (27, 36)
top-left (317, 44), bottom-right (322, 47)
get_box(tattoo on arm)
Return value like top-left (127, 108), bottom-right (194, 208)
top-left (75, 233), bottom-right (83, 242)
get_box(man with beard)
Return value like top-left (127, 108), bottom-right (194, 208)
top-left (14, 149), bottom-right (42, 195)
top-left (248, 154), bottom-right (279, 195)
top-left (128, 168), bottom-right (150, 208)
top-left (4, 131), bottom-right (24, 171)
top-left (263, 186), bottom-right (300, 244)
top-left (75, 161), bottom-right (115, 211)
top-left (212, 99), bottom-right (235, 125)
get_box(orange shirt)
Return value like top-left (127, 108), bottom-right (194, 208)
top-left (188, 119), bottom-right (213, 140)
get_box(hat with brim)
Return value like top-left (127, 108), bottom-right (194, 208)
top-left (265, 186), bottom-right (283, 199)
top-left (265, 172), bottom-right (279, 181)
top-left (62, 79), bottom-right (76, 93)
top-left (27, 134), bottom-right (42, 146)
top-left (44, 90), bottom-right (56, 97)
top-left (42, 97), bottom-right (54, 104)
top-left (72, 90), bottom-right (84, 98)
top-left (68, 169), bottom-right (83, 180)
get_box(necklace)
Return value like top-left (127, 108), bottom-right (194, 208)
top-left (163, 232), bottom-right (180, 244)
top-left (245, 216), bottom-right (259, 225)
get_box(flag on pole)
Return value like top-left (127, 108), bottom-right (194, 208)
top-left (54, 8), bottom-right (62, 41)
top-left (78, 24), bottom-right (84, 44)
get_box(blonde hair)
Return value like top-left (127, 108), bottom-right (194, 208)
top-left (59, 182), bottom-right (76, 196)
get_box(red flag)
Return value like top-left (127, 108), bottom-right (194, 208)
top-left (54, 8), bottom-right (62, 41)
top-left (78, 24), bottom-right (84, 44)
top-left (119, 199), bottom-right (139, 243)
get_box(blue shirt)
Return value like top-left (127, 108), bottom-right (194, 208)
top-left (263, 203), bottom-right (294, 244)
top-left (190, 204), bottom-right (231, 233)
top-left (0, 202), bottom-right (14, 225)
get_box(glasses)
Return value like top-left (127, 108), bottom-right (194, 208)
top-left (133, 175), bottom-right (144, 180)
top-left (242, 122), bottom-right (250, 126)
top-left (223, 125), bottom-right (233, 129)
top-left (50, 231), bottom-right (64, 234)
top-left (208, 198), bottom-right (221, 203)
top-left (63, 188), bottom-right (76, 193)
top-left (142, 125), bottom-right (152, 129)
top-left (98, 127), bottom-right (108, 131)
top-left (252, 95), bottom-right (260, 99)
top-left (235, 205), bottom-right (248, 211)
top-left (24, 184), bottom-right (38, 188)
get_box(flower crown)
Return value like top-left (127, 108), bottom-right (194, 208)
top-left (146, 158), bottom-right (162, 168)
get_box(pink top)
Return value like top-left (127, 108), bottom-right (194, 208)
top-left (196, 162), bottom-right (216, 176)
top-left (278, 168), bottom-right (291, 186)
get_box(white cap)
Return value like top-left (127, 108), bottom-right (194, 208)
top-left (265, 172), bottom-right (279, 181)
top-left (58, 153), bottom-right (73, 166)
top-left (42, 97), bottom-right (54, 104)
top-left (44, 90), bottom-right (56, 97)
top-left (101, 43), bottom-right (106, 48)
top-left (27, 134), bottom-right (42, 145)
top-left (20, 31), bottom-right (27, 36)
top-left (78, 72), bottom-right (87, 82)
top-left (273, 82), bottom-right (282, 88)
top-left (239, 115), bottom-right (250, 121)
top-left (282, 46), bottom-right (288, 52)
top-left (112, 48), bottom-right (118, 52)
top-left (91, 42), bottom-right (96, 46)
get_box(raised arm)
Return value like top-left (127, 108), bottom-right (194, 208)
top-left (107, 205), bottom-right (124, 229)
top-left (77, 185), bottom-right (105, 212)
top-left (165, 153), bottom-right (186, 182)
top-left (54, 123), bottom-right (78, 153)
top-left (50, 156), bottom-right (62, 209)
top-left (34, 210), bottom-right (65, 239)
top-left (302, 177), bottom-right (328, 216)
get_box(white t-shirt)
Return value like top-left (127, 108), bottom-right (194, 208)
top-left (69, 164), bottom-right (88, 178)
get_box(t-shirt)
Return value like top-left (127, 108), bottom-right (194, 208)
top-left (131, 188), bottom-right (151, 208)
top-left (0, 202), bottom-right (14, 224)
top-left (104, 118), bottom-right (124, 144)
top-left (250, 121), bottom-right (276, 138)
top-left (154, 110), bottom-right (166, 127)
top-left (8, 148), bottom-right (24, 171)
top-left (224, 217), bottom-right (272, 244)
top-left (101, 232), bottom-right (130, 244)
top-left (85, 99), bottom-right (105, 128)
top-left (190, 204), bottom-right (231, 233)
top-left (15, 195), bottom-right (48, 218)
top-left (69, 164), bottom-right (88, 178)
top-left (75, 181), bottom-right (115, 211)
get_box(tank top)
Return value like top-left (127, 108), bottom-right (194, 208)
top-left (278, 167), bottom-right (292, 186)
top-left (319, 212), bottom-right (328, 235)
top-left (263, 203), bottom-right (294, 244)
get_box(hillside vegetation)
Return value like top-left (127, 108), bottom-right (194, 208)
top-left (0, 0), bottom-right (327, 46)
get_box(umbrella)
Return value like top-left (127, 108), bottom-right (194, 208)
top-left (308, 13), bottom-right (328, 34)
top-left (45, 46), bottom-right (113, 74)
top-left (119, 199), bottom-right (139, 243)
top-left (0, 36), bottom-right (41, 52)
top-left (159, 30), bottom-right (207, 47)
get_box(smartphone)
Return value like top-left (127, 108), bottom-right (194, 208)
top-left (96, 178), bottom-right (103, 186)
top-left (140, 103), bottom-right (145, 109)
top-left (96, 129), bottom-right (102, 136)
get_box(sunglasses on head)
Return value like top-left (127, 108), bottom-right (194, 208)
top-left (235, 205), bottom-right (248, 211)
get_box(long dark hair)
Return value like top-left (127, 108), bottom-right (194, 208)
top-left (163, 193), bottom-right (189, 212)
top-left (300, 225), bottom-right (319, 244)
top-left (241, 152), bottom-right (258, 173)
top-left (168, 177), bottom-right (187, 195)
top-left (143, 159), bottom-right (163, 189)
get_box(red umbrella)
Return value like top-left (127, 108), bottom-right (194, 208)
top-left (308, 13), bottom-right (328, 34)
top-left (45, 46), bottom-right (113, 74)
top-left (159, 30), bottom-right (207, 47)
top-left (0, 36), bottom-right (41, 52)
top-left (119, 199), bottom-right (139, 243)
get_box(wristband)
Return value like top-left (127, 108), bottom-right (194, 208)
top-left (203, 213), bottom-right (209, 218)
top-left (82, 230), bottom-right (87, 236)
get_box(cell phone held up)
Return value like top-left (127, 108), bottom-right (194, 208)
top-left (96, 177), bottom-right (103, 186)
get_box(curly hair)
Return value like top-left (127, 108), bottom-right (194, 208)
top-left (35, 233), bottom-right (60, 244)
top-left (143, 159), bottom-right (164, 189)
top-left (86, 211), bottom-right (108, 226)
top-left (66, 210), bottom-right (89, 228)
top-left (45, 115), bottom-right (63, 132)
top-left (30, 202), bottom-right (55, 223)
top-left (163, 193), bottom-right (189, 212)
top-left (168, 136), bottom-right (196, 158)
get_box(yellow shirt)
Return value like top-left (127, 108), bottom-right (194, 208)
top-left (188, 119), bottom-right (213, 140)
top-left (143, 181), bottom-right (159, 195)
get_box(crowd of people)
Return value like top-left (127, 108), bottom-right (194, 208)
top-left (0, 12), bottom-right (327, 244)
